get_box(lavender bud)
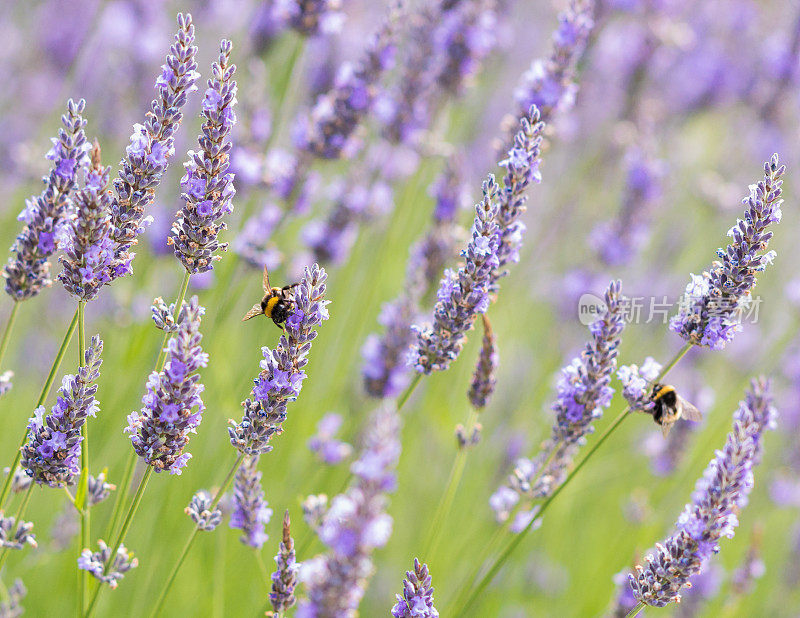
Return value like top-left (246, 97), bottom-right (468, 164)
top-left (456, 423), bottom-right (482, 449)
top-left (270, 510), bottom-right (299, 614)
top-left (391, 558), bottom-right (439, 618)
top-left (78, 540), bottom-right (138, 589)
top-left (21, 335), bottom-right (103, 487)
top-left (230, 455), bottom-right (272, 548)
top-left (2, 467), bottom-right (30, 494)
top-left (274, 0), bottom-right (344, 36)
top-left (126, 297), bottom-right (208, 475)
top-left (185, 490), bottom-right (222, 531)
top-left (168, 40), bottom-right (238, 275)
top-left (468, 315), bottom-right (498, 409)
top-left (0, 370), bottom-right (12, 398)
top-left (617, 357), bottom-right (662, 413)
top-left (410, 176), bottom-right (500, 374)
top-left (151, 297), bottom-right (179, 332)
top-left (0, 513), bottom-right (36, 550)
top-left (308, 413), bottom-right (353, 465)
top-left (302, 494), bottom-right (328, 530)
top-left (87, 471), bottom-right (116, 507)
top-left (629, 378), bottom-right (777, 607)
top-left (670, 155), bottom-right (784, 350)
top-left (110, 13), bottom-right (200, 281)
top-left (0, 578), bottom-right (26, 617)
top-left (229, 265), bottom-right (330, 455)
top-left (4, 99), bottom-right (90, 301)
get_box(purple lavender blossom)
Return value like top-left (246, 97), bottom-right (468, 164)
top-left (617, 357), bottom-right (662, 413)
top-left (302, 494), bottom-right (328, 531)
top-left (58, 144), bottom-right (118, 301)
top-left (21, 335), bottom-right (102, 487)
top-left (670, 155), bottom-right (784, 350)
top-left (78, 540), bottom-right (138, 589)
top-left (151, 297), bottom-right (180, 333)
top-left (308, 413), bottom-right (353, 465)
top-left (126, 297), bottom-right (208, 475)
top-left (87, 471), bottom-right (116, 507)
top-left (609, 569), bottom-right (642, 617)
top-left (109, 13), bottom-right (200, 280)
top-left (0, 513), bottom-right (36, 550)
top-left (185, 490), bottom-right (222, 531)
top-left (296, 405), bottom-right (400, 617)
top-left (168, 40), bottom-right (238, 274)
top-left (229, 265), bottom-right (330, 455)
top-left (0, 578), bottom-right (26, 616)
top-left (233, 202), bottom-right (283, 270)
top-left (491, 281), bottom-right (625, 518)
top-left (4, 99), bottom-right (90, 301)
top-left (468, 315), bottom-right (498, 409)
top-left (629, 378), bottom-right (776, 606)
top-left (274, 0), bottom-right (344, 36)
top-left (391, 558), bottom-right (439, 618)
top-left (294, 4), bottom-right (399, 159)
top-left (270, 510), bottom-right (299, 614)
top-left (230, 455), bottom-right (272, 548)
top-left (409, 176), bottom-right (500, 374)
top-left (2, 467), bottom-right (30, 495)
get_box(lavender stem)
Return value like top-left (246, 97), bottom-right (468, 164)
top-left (625, 602), bottom-right (646, 618)
top-left (454, 342), bottom-right (694, 614)
top-left (0, 303), bottom-right (20, 373)
top-left (0, 307), bottom-right (79, 510)
top-left (77, 300), bottom-right (89, 614)
top-left (397, 373), bottom-right (423, 411)
top-left (154, 271), bottom-right (191, 372)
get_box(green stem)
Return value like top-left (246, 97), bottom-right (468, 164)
top-left (0, 485), bottom-right (33, 573)
top-left (625, 601), bottom-right (645, 618)
top-left (453, 343), bottom-right (693, 615)
top-left (84, 466), bottom-right (154, 618)
top-left (154, 271), bottom-right (190, 373)
top-left (0, 303), bottom-right (20, 373)
top-left (397, 373), bottom-right (423, 411)
top-left (77, 301), bottom-right (88, 614)
top-left (0, 307), bottom-right (79, 511)
top-left (149, 453), bottom-right (244, 618)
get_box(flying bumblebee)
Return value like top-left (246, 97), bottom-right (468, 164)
top-left (242, 267), bottom-right (299, 329)
top-left (649, 382), bottom-right (703, 437)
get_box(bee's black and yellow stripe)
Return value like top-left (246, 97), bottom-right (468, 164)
top-left (264, 294), bottom-right (281, 318)
top-left (653, 384), bottom-right (675, 401)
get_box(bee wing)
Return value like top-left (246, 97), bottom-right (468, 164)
top-left (661, 420), bottom-right (674, 438)
top-left (678, 398), bottom-right (703, 423)
top-left (262, 267), bottom-right (271, 293)
top-left (242, 304), bottom-right (263, 321)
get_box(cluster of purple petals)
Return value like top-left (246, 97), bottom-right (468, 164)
top-left (126, 296), bottom-right (208, 475)
top-left (629, 377), bottom-right (777, 607)
top-left (409, 176), bottom-right (500, 374)
top-left (78, 540), bottom-right (138, 589)
top-left (467, 315), bottom-right (498, 409)
top-left (294, 5), bottom-right (399, 159)
top-left (308, 413), bottom-right (353, 465)
top-left (230, 455), bottom-right (273, 548)
top-left (296, 405), bottom-right (400, 617)
top-left (0, 579), bottom-right (25, 616)
top-left (270, 510), bottom-right (299, 614)
top-left (168, 40), bottom-right (238, 274)
top-left (87, 471), bottom-right (116, 507)
top-left (669, 154), bottom-right (784, 350)
top-left (273, 0), bottom-right (344, 36)
top-left (185, 490), bottom-right (222, 531)
top-left (21, 335), bottom-right (102, 487)
top-left (109, 13), bottom-right (200, 280)
top-left (391, 558), bottom-right (439, 618)
top-left (229, 264), bottom-right (330, 455)
top-left (4, 98), bottom-right (90, 301)
top-left (491, 281), bottom-right (624, 519)
top-left (0, 513), bottom-right (36, 550)
top-left (617, 356), bottom-right (662, 413)
top-left (58, 148), bottom-right (118, 301)
top-left (151, 296), bottom-right (180, 332)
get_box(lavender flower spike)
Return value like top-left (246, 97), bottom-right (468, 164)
top-left (391, 558), bottom-right (439, 618)
top-left (110, 13), bottom-right (200, 280)
top-left (4, 99), bottom-right (90, 301)
top-left (168, 40), bottom-right (238, 274)
top-left (468, 315), bottom-right (498, 409)
top-left (670, 155), bottom-right (784, 350)
top-left (410, 176), bottom-right (500, 374)
top-left (0, 578), bottom-right (26, 616)
top-left (78, 540), bottom-right (138, 589)
top-left (230, 455), bottom-right (272, 548)
top-left (21, 335), bottom-right (103, 487)
top-left (229, 264), bottom-right (330, 455)
top-left (629, 378), bottom-right (776, 607)
top-left (185, 490), bottom-right (222, 531)
top-left (0, 513), bottom-right (36, 550)
top-left (269, 510), bottom-right (299, 615)
top-left (275, 0), bottom-right (344, 36)
top-left (296, 405), bottom-right (401, 617)
top-left (491, 281), bottom-right (625, 520)
top-left (308, 413), bottom-right (353, 465)
top-left (126, 296), bottom-right (208, 475)
top-left (58, 143), bottom-right (117, 301)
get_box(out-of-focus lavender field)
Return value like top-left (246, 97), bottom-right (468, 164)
top-left (0, 0), bottom-right (799, 616)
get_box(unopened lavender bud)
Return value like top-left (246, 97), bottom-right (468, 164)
top-left (230, 455), bottom-right (272, 548)
top-left (3, 467), bottom-right (30, 494)
top-left (617, 357), bottom-right (662, 413)
top-left (391, 558), bottom-right (439, 618)
top-left (185, 490), bottom-right (222, 531)
top-left (0, 513), bottom-right (36, 550)
top-left (87, 471), bottom-right (116, 507)
top-left (468, 315), bottom-right (498, 409)
top-left (455, 423), bottom-right (482, 450)
top-left (270, 510), bottom-right (299, 614)
top-left (0, 578), bottom-right (26, 616)
top-left (151, 297), bottom-right (179, 332)
top-left (78, 540), bottom-right (138, 589)
top-left (302, 494), bottom-right (328, 530)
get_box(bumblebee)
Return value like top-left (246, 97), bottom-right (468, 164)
top-left (242, 267), bottom-right (299, 329)
top-left (649, 383), bottom-right (703, 437)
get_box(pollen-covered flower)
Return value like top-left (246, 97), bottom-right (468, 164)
top-left (270, 510), bottom-right (299, 614)
top-left (185, 490), bottom-right (222, 531)
top-left (168, 40), bottom-right (238, 274)
top-left (670, 155), bottom-right (784, 350)
top-left (21, 335), bottom-right (103, 487)
top-left (230, 455), bottom-right (272, 548)
top-left (391, 558), bottom-right (439, 618)
top-left (110, 13), bottom-right (200, 280)
top-left (126, 297), bottom-right (208, 475)
top-left (0, 513), bottom-right (36, 550)
top-left (410, 176), bottom-right (500, 374)
top-left (4, 99), bottom-right (90, 301)
top-left (467, 315), bottom-right (498, 409)
top-left (617, 357), bottom-right (662, 413)
top-left (78, 540), bottom-right (138, 589)
top-left (629, 378), bottom-right (776, 607)
top-left (229, 265), bottom-right (329, 455)
top-left (307, 413), bottom-right (353, 465)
